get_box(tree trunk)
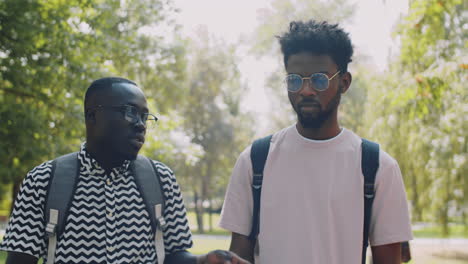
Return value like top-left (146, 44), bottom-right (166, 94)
top-left (441, 168), bottom-right (451, 237)
top-left (208, 198), bottom-right (213, 232)
top-left (410, 167), bottom-right (422, 221)
top-left (194, 191), bottom-right (204, 234)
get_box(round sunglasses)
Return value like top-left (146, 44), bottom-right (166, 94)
top-left (285, 71), bottom-right (340, 92)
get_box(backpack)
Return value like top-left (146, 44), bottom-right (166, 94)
top-left (248, 135), bottom-right (379, 264)
top-left (44, 153), bottom-right (167, 264)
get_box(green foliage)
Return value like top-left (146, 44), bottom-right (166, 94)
top-left (173, 29), bottom-right (254, 232)
top-left (0, 0), bottom-right (185, 206)
top-left (364, 0), bottom-right (467, 233)
top-left (413, 224), bottom-right (468, 238)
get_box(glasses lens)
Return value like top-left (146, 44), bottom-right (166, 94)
top-left (311, 73), bottom-right (329, 91)
top-left (286, 75), bottom-right (303, 92)
top-left (121, 106), bottom-right (137, 123)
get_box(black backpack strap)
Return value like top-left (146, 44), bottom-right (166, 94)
top-left (45, 152), bottom-right (80, 235)
top-left (131, 155), bottom-right (166, 264)
top-left (45, 152), bottom-right (80, 264)
top-left (361, 138), bottom-right (380, 264)
top-left (248, 135), bottom-right (273, 241)
top-left (131, 155), bottom-right (166, 232)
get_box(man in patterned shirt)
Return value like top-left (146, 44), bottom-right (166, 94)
top-left (1, 77), bottom-right (248, 264)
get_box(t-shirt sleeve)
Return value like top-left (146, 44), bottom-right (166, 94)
top-left (219, 147), bottom-right (253, 236)
top-left (369, 152), bottom-right (413, 246)
top-left (153, 161), bottom-right (193, 254)
top-left (0, 161), bottom-right (51, 259)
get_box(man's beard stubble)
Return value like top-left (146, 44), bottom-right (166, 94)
top-left (295, 86), bottom-right (342, 129)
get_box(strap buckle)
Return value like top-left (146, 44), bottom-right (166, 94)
top-left (157, 216), bottom-right (167, 231)
top-left (252, 174), bottom-right (263, 189)
top-left (364, 183), bottom-right (375, 199)
top-left (46, 223), bottom-right (56, 236)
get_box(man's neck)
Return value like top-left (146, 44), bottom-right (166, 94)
top-left (86, 142), bottom-right (125, 172)
top-left (296, 117), bottom-right (341, 140)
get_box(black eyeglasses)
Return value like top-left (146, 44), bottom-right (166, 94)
top-left (285, 71), bottom-right (340, 92)
top-left (90, 105), bottom-right (158, 128)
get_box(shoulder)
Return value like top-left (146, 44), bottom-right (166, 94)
top-left (242, 125), bottom-right (293, 159)
top-left (151, 160), bottom-right (174, 176)
top-left (358, 140), bottom-right (402, 184)
top-left (23, 160), bottom-right (54, 188)
top-left (377, 148), bottom-right (401, 179)
top-left (270, 125), bottom-right (294, 146)
top-left (149, 160), bottom-right (178, 188)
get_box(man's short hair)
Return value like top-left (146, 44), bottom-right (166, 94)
top-left (84, 77), bottom-right (137, 112)
top-left (278, 20), bottom-right (353, 73)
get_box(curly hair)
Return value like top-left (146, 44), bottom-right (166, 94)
top-left (278, 20), bottom-right (353, 72)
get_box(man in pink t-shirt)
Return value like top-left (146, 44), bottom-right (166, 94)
top-left (219, 20), bottom-right (413, 264)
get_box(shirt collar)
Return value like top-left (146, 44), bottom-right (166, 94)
top-left (78, 142), bottom-right (131, 178)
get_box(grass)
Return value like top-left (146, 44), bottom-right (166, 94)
top-left (186, 211), bottom-right (229, 236)
top-left (414, 224), bottom-right (468, 239)
top-left (189, 236), bottom-right (231, 255)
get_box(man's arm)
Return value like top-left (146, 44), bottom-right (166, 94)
top-left (371, 243), bottom-right (401, 264)
top-left (165, 249), bottom-right (250, 264)
top-left (6, 251), bottom-right (39, 264)
top-left (229, 232), bottom-right (255, 263)
top-left (164, 250), bottom-right (197, 264)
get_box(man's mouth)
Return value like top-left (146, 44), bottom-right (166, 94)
top-left (298, 102), bottom-right (321, 112)
top-left (129, 134), bottom-right (145, 147)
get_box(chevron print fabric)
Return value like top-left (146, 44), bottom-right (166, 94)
top-left (0, 144), bottom-right (193, 263)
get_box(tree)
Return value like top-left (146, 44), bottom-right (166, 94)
top-left (363, 0), bottom-right (467, 234)
top-left (0, 0), bottom-right (185, 210)
top-left (178, 28), bottom-right (254, 232)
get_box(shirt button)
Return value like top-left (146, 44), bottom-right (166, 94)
top-left (107, 212), bottom-right (113, 217)
top-left (107, 246), bottom-right (114, 252)
top-left (106, 179), bottom-right (111, 185)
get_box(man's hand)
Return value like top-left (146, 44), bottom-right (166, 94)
top-left (197, 250), bottom-right (251, 264)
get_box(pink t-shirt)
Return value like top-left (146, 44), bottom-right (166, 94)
top-left (219, 125), bottom-right (413, 264)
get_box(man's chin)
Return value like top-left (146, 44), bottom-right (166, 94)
top-left (121, 149), bottom-right (140, 161)
top-left (297, 113), bottom-right (325, 129)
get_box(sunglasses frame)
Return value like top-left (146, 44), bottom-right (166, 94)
top-left (285, 70), bottom-right (341, 92)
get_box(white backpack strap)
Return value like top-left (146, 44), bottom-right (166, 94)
top-left (154, 204), bottom-right (166, 264)
top-left (254, 239), bottom-right (260, 263)
top-left (46, 209), bottom-right (59, 264)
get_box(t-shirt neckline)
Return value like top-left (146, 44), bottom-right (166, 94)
top-left (290, 125), bottom-right (348, 148)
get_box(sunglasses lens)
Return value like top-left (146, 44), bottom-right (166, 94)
top-left (311, 74), bottom-right (329, 91)
top-left (286, 75), bottom-right (303, 92)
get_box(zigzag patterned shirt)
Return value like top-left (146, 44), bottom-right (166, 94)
top-left (0, 144), bottom-right (193, 263)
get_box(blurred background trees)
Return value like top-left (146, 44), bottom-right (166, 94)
top-left (362, 0), bottom-right (467, 235)
top-left (0, 0), bottom-right (466, 235)
top-left (0, 0), bottom-right (186, 211)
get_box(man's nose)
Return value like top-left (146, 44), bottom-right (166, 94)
top-left (134, 116), bottom-right (146, 130)
top-left (300, 78), bottom-right (318, 96)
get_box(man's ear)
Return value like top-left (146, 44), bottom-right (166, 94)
top-left (340, 72), bottom-right (352, 94)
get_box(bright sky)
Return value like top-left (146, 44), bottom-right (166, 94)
top-left (172, 0), bottom-right (409, 120)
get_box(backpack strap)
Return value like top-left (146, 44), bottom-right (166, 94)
top-left (248, 135), bottom-right (273, 241)
top-left (45, 152), bottom-right (80, 264)
top-left (131, 155), bottom-right (166, 264)
top-left (361, 138), bottom-right (380, 264)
